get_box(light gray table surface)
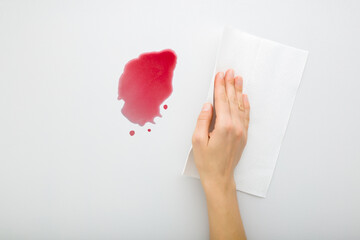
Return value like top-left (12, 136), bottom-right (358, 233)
top-left (1, 0), bottom-right (359, 239)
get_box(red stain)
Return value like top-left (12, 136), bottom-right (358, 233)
top-left (147, 129), bottom-right (151, 132)
top-left (118, 49), bottom-right (177, 126)
top-left (163, 104), bottom-right (168, 110)
top-left (129, 130), bottom-right (135, 136)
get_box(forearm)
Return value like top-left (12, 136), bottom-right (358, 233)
top-left (203, 179), bottom-right (246, 240)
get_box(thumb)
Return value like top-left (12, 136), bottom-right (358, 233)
top-left (192, 103), bottom-right (213, 145)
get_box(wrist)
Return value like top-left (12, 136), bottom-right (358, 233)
top-left (201, 176), bottom-right (236, 198)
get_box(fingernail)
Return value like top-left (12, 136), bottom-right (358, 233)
top-left (235, 77), bottom-right (243, 88)
top-left (218, 72), bottom-right (224, 78)
top-left (202, 103), bottom-right (211, 111)
top-left (228, 69), bottom-right (234, 77)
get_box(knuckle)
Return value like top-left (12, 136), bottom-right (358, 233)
top-left (246, 117), bottom-right (250, 126)
top-left (226, 77), bottom-right (233, 84)
top-left (245, 116), bottom-right (250, 128)
top-left (192, 134), bottom-right (202, 145)
top-left (230, 95), bottom-right (237, 104)
top-left (221, 121), bottom-right (233, 133)
top-left (216, 91), bottom-right (226, 100)
top-left (244, 122), bottom-right (249, 130)
top-left (198, 111), bottom-right (209, 121)
top-left (234, 128), bottom-right (244, 138)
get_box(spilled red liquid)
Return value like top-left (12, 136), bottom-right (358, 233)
top-left (129, 130), bottom-right (135, 136)
top-left (163, 104), bottom-right (168, 110)
top-left (147, 129), bottom-right (151, 132)
top-left (118, 49), bottom-right (177, 126)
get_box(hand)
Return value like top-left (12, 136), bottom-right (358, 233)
top-left (192, 69), bottom-right (250, 193)
top-left (192, 69), bottom-right (250, 240)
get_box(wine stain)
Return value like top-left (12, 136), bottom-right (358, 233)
top-left (118, 49), bottom-right (177, 132)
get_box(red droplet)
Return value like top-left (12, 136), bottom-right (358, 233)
top-left (129, 130), bottom-right (135, 136)
top-left (118, 49), bottom-right (177, 126)
top-left (163, 104), bottom-right (168, 110)
top-left (147, 129), bottom-right (151, 132)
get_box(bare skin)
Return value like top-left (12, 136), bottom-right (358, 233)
top-left (192, 69), bottom-right (250, 240)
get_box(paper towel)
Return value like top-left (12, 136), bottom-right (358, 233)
top-left (182, 26), bottom-right (308, 198)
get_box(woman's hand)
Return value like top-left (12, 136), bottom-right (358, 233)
top-left (192, 69), bottom-right (250, 193)
top-left (191, 69), bottom-right (250, 240)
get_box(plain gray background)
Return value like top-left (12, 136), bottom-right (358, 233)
top-left (0, 0), bottom-right (359, 239)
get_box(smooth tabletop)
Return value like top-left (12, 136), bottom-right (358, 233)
top-left (0, 0), bottom-right (359, 239)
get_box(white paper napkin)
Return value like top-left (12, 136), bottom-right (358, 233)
top-left (182, 26), bottom-right (308, 197)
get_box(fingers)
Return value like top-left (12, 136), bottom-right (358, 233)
top-left (225, 69), bottom-right (237, 111)
top-left (192, 103), bottom-right (213, 146)
top-left (214, 70), bottom-right (250, 135)
top-left (243, 94), bottom-right (250, 129)
top-left (234, 76), bottom-right (244, 111)
top-left (214, 72), bottom-right (231, 123)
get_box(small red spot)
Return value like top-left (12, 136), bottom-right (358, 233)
top-left (129, 130), bottom-right (135, 136)
top-left (163, 104), bottom-right (168, 110)
top-left (148, 129), bottom-right (151, 132)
